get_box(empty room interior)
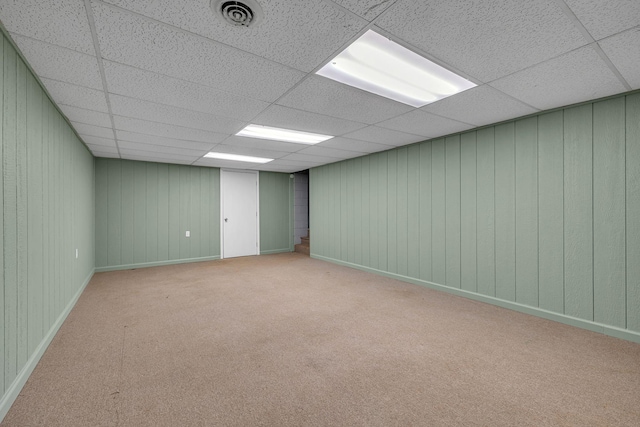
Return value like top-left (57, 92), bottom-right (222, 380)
top-left (1, 0), bottom-right (639, 425)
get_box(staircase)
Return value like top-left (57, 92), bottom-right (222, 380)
top-left (295, 229), bottom-right (310, 256)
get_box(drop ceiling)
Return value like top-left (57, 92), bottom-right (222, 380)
top-left (0, 0), bottom-right (637, 173)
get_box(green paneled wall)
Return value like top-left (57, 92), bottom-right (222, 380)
top-left (1, 35), bottom-right (95, 419)
top-left (310, 91), bottom-right (640, 343)
top-left (259, 171), bottom-right (293, 254)
top-left (95, 159), bottom-right (221, 271)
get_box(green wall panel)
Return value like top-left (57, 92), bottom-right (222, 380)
top-left (94, 159), bottom-right (221, 270)
top-left (1, 31), bottom-right (95, 418)
top-left (309, 91), bottom-right (640, 342)
top-left (259, 171), bottom-right (293, 254)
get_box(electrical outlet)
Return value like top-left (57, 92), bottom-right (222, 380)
top-left (186, 231), bottom-right (190, 237)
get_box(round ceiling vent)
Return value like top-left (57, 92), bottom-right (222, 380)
top-left (212, 0), bottom-right (263, 27)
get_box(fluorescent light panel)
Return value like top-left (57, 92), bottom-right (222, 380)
top-left (236, 124), bottom-right (333, 145)
top-left (204, 152), bottom-right (273, 163)
top-left (316, 30), bottom-right (476, 108)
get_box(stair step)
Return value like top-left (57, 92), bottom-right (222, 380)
top-left (294, 243), bottom-right (310, 256)
top-left (301, 236), bottom-right (310, 244)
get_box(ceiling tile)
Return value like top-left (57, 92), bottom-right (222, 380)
top-left (10, 34), bottom-right (102, 90)
top-left (118, 141), bottom-right (207, 156)
top-left (40, 78), bottom-right (109, 112)
top-left (113, 116), bottom-right (227, 145)
top-left (100, 0), bottom-right (366, 72)
top-left (86, 143), bottom-right (118, 154)
top-left (116, 130), bottom-right (220, 151)
top-left (192, 158), bottom-right (265, 169)
top-left (103, 61), bottom-right (269, 121)
top-left (59, 104), bottom-right (112, 128)
top-left (0, 0), bottom-right (95, 54)
top-left (119, 148), bottom-right (200, 163)
top-left (490, 45), bottom-right (627, 110)
top-left (253, 105), bottom-right (367, 137)
top-left (319, 137), bottom-right (394, 154)
top-left (565, 0), bottom-right (640, 40)
top-left (72, 122), bottom-right (114, 139)
top-left (332, 0), bottom-right (399, 21)
top-left (295, 145), bottom-right (364, 159)
top-left (246, 162), bottom-right (301, 173)
top-left (341, 126), bottom-right (424, 146)
top-left (281, 152), bottom-right (346, 164)
top-left (377, 110), bottom-right (473, 138)
top-left (208, 144), bottom-right (290, 160)
top-left (277, 75), bottom-right (413, 124)
top-left (89, 150), bottom-right (120, 159)
top-left (422, 85), bottom-right (539, 126)
top-left (110, 94), bottom-right (245, 134)
top-left (599, 28), bottom-right (640, 89)
top-left (375, 0), bottom-right (587, 82)
top-left (221, 135), bottom-right (304, 153)
top-left (91, 2), bottom-right (305, 102)
top-left (120, 154), bottom-right (193, 165)
top-left (80, 135), bottom-right (117, 147)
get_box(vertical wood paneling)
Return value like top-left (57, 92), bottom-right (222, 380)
top-left (445, 135), bottom-right (461, 289)
top-left (146, 163), bottom-right (158, 261)
top-left (397, 147), bottom-right (408, 276)
top-left (199, 168), bottom-right (210, 258)
top-left (407, 144), bottom-right (420, 278)
top-left (340, 162), bottom-right (348, 259)
top-left (495, 123), bottom-right (516, 301)
top-left (4, 39), bottom-right (18, 387)
top-left (0, 36), bottom-right (4, 395)
top-left (361, 156), bottom-right (370, 268)
top-left (377, 154), bottom-right (388, 271)
top-left (460, 132), bottom-right (477, 293)
top-left (515, 117), bottom-right (539, 307)
top-left (179, 166), bottom-right (190, 259)
top-left (16, 57), bottom-right (28, 369)
top-left (368, 156), bottom-right (379, 268)
top-left (593, 98), bottom-right (626, 327)
top-left (419, 142), bottom-right (432, 282)
top-left (387, 150), bottom-right (398, 273)
top-left (190, 168), bottom-right (201, 257)
top-left (157, 164), bottom-right (169, 261)
top-left (475, 128), bottom-right (496, 296)
top-left (431, 139), bottom-right (446, 285)
top-left (210, 168), bottom-right (220, 257)
top-left (627, 93), bottom-right (640, 331)
top-left (120, 160), bottom-right (134, 265)
top-left (259, 171), bottom-right (292, 253)
top-left (353, 157), bottom-right (362, 266)
top-left (133, 163), bottom-right (146, 264)
top-left (106, 160), bottom-right (121, 266)
top-left (538, 111), bottom-right (564, 313)
top-left (94, 160), bottom-right (108, 267)
top-left (346, 160), bottom-right (355, 263)
top-left (168, 165), bottom-right (180, 260)
top-left (564, 104), bottom-right (593, 320)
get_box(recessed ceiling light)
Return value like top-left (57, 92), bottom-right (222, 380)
top-left (204, 152), bottom-right (273, 163)
top-left (236, 124), bottom-right (333, 145)
top-left (316, 30), bottom-right (476, 108)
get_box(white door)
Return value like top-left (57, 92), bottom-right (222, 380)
top-left (221, 170), bottom-right (259, 258)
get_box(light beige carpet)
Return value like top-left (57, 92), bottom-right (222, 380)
top-left (2, 253), bottom-right (639, 426)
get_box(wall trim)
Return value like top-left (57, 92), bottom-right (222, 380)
top-left (95, 256), bottom-right (221, 272)
top-left (0, 269), bottom-right (95, 422)
top-left (311, 254), bottom-right (640, 344)
top-left (260, 248), bottom-right (292, 255)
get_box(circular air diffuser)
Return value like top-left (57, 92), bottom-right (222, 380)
top-left (212, 0), bottom-right (263, 27)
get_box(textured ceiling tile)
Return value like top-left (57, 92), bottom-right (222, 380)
top-left (110, 95), bottom-right (245, 134)
top-left (80, 135), bottom-right (117, 147)
top-left (118, 141), bottom-right (207, 156)
top-left (116, 130), bottom-right (218, 151)
top-left (92, 2), bottom-right (305, 102)
top-left (40, 78), bottom-right (109, 112)
top-left (119, 148), bottom-right (199, 163)
top-left (221, 136), bottom-right (303, 153)
top-left (113, 116), bottom-right (228, 144)
top-left (295, 145), bottom-right (364, 159)
top-left (103, 61), bottom-right (269, 121)
top-left (72, 122), bottom-right (114, 139)
top-left (599, 28), bottom-right (640, 89)
top-left (0, 0), bottom-right (95, 53)
top-left (490, 45), bottom-right (627, 110)
top-left (282, 152), bottom-right (345, 163)
top-left (59, 104), bottom-right (112, 128)
top-left (341, 126), bottom-right (424, 146)
top-left (277, 76), bottom-right (413, 124)
top-left (245, 163), bottom-right (299, 173)
top-left (264, 158), bottom-right (329, 168)
top-left (422, 85), bottom-right (539, 126)
top-left (377, 110), bottom-right (473, 138)
top-left (320, 137), bottom-right (394, 153)
top-left (100, 0), bottom-right (366, 72)
top-left (86, 143), bottom-right (118, 154)
top-left (11, 34), bottom-right (102, 90)
top-left (332, 0), bottom-right (399, 21)
top-left (565, 0), bottom-right (640, 40)
top-left (253, 105), bottom-right (367, 136)
top-left (376, 0), bottom-right (587, 82)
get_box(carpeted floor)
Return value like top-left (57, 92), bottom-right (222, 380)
top-left (2, 253), bottom-right (639, 426)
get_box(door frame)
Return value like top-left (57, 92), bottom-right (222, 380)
top-left (220, 169), bottom-right (260, 259)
